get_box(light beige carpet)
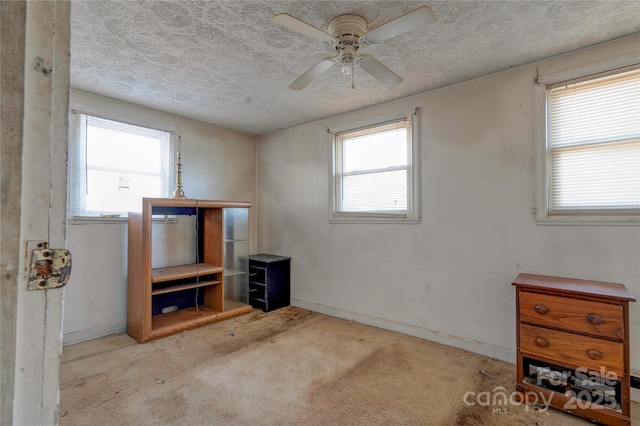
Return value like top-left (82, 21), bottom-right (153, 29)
top-left (60, 307), bottom-right (638, 425)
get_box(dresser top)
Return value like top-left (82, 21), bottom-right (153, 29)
top-left (512, 273), bottom-right (636, 302)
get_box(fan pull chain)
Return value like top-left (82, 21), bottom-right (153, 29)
top-left (351, 62), bottom-right (355, 89)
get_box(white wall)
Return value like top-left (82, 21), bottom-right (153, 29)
top-left (256, 35), bottom-right (640, 372)
top-left (63, 90), bottom-right (257, 344)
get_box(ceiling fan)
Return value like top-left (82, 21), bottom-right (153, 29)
top-left (270, 6), bottom-right (437, 90)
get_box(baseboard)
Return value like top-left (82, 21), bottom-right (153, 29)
top-left (63, 321), bottom-right (126, 346)
top-left (291, 298), bottom-right (516, 364)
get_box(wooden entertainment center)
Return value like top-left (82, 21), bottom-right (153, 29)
top-left (127, 198), bottom-right (252, 343)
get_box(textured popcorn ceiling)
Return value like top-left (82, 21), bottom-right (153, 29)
top-left (70, 1), bottom-right (640, 135)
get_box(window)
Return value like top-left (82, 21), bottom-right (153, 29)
top-left (68, 110), bottom-right (174, 219)
top-left (536, 64), bottom-right (640, 224)
top-left (330, 111), bottom-right (420, 223)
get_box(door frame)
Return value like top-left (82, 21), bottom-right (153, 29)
top-left (0, 1), bottom-right (71, 424)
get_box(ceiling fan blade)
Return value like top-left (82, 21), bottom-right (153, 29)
top-left (270, 14), bottom-right (334, 42)
top-left (363, 6), bottom-right (436, 44)
top-left (289, 57), bottom-right (335, 90)
top-left (359, 55), bottom-right (402, 88)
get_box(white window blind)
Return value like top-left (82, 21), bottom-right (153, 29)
top-left (547, 67), bottom-right (640, 215)
top-left (334, 116), bottom-right (413, 217)
top-left (68, 111), bottom-right (174, 218)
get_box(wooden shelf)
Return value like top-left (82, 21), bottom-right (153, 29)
top-left (150, 306), bottom-right (218, 339)
top-left (128, 198), bottom-right (252, 343)
top-left (223, 299), bottom-right (251, 312)
top-left (149, 302), bottom-right (252, 340)
top-left (151, 280), bottom-right (220, 296)
top-left (142, 197), bottom-right (252, 209)
top-left (151, 263), bottom-right (223, 283)
top-left (225, 268), bottom-right (245, 277)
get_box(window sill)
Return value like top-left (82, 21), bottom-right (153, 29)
top-left (329, 215), bottom-right (421, 224)
top-left (536, 215), bottom-right (640, 226)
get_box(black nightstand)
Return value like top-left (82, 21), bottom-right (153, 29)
top-left (248, 254), bottom-right (291, 312)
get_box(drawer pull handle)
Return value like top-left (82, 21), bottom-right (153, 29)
top-left (534, 305), bottom-right (548, 315)
top-left (249, 289), bottom-right (257, 292)
top-left (535, 337), bottom-right (549, 348)
top-left (249, 273), bottom-right (257, 277)
top-left (588, 350), bottom-right (603, 360)
top-left (587, 314), bottom-right (603, 325)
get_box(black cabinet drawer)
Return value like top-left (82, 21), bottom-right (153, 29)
top-left (249, 266), bottom-right (266, 284)
top-left (249, 282), bottom-right (265, 300)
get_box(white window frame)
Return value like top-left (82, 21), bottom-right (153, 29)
top-left (68, 105), bottom-right (177, 223)
top-left (534, 55), bottom-right (640, 226)
top-left (329, 109), bottom-right (421, 224)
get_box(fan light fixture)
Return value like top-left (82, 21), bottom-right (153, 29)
top-left (270, 7), bottom-right (437, 90)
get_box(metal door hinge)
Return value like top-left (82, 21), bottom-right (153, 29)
top-left (28, 242), bottom-right (72, 290)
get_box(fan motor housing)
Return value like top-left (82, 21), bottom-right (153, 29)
top-left (328, 15), bottom-right (367, 64)
top-left (328, 15), bottom-right (367, 43)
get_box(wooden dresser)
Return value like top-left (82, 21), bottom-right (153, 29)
top-left (513, 273), bottom-right (635, 425)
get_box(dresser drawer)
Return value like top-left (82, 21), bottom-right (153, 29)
top-left (520, 291), bottom-right (624, 340)
top-left (248, 282), bottom-right (265, 300)
top-left (249, 266), bottom-right (266, 284)
top-left (520, 324), bottom-right (624, 377)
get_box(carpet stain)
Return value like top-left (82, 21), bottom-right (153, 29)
top-left (300, 343), bottom-right (452, 425)
top-left (233, 310), bottom-right (266, 324)
top-left (149, 390), bottom-right (187, 423)
top-left (456, 410), bottom-right (486, 425)
top-left (452, 356), bottom-right (523, 425)
top-left (279, 306), bottom-right (312, 324)
top-left (59, 307), bottom-right (316, 425)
